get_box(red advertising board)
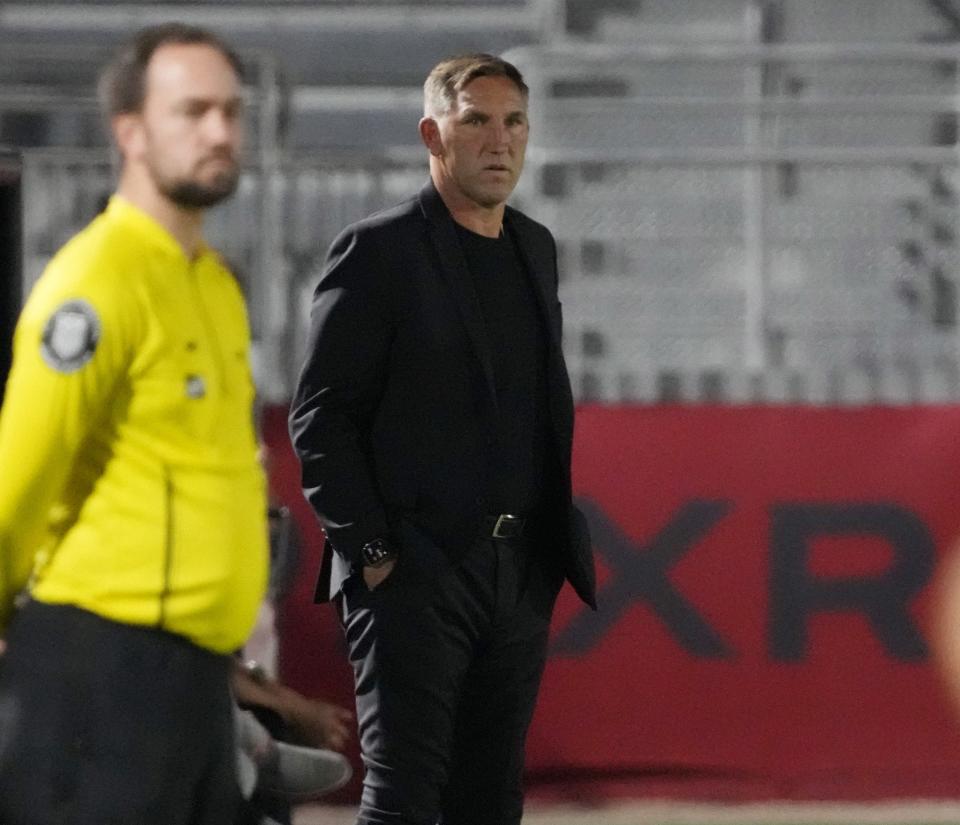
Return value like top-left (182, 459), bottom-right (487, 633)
top-left (264, 405), bottom-right (960, 800)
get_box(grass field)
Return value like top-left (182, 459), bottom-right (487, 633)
top-left (294, 801), bottom-right (960, 825)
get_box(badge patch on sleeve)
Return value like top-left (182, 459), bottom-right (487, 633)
top-left (40, 300), bottom-right (101, 373)
top-left (185, 374), bottom-right (207, 399)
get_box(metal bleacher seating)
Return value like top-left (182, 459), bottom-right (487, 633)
top-left (781, 0), bottom-right (948, 43)
top-left (504, 0), bottom-right (960, 404)
top-left (8, 0), bottom-right (960, 404)
top-left (0, 1), bottom-right (538, 149)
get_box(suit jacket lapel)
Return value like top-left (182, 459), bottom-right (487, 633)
top-left (418, 182), bottom-right (498, 410)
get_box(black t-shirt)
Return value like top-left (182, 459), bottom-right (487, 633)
top-left (455, 222), bottom-right (551, 513)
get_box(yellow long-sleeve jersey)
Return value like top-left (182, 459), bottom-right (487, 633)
top-left (0, 196), bottom-right (268, 654)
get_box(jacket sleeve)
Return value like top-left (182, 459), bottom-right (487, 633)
top-left (288, 225), bottom-right (396, 567)
top-left (0, 262), bottom-right (140, 630)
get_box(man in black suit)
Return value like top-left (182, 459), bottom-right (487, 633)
top-left (289, 53), bottom-right (596, 825)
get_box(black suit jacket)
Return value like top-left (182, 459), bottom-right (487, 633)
top-left (289, 181), bottom-right (596, 608)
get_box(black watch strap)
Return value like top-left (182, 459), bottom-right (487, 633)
top-left (361, 538), bottom-right (398, 567)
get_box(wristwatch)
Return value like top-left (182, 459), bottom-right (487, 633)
top-left (361, 537), bottom-right (398, 568)
top-left (241, 659), bottom-right (268, 685)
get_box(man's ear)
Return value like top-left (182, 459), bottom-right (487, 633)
top-left (112, 113), bottom-right (143, 160)
top-left (418, 116), bottom-right (443, 157)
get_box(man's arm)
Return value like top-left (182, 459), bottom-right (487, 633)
top-left (0, 264), bottom-right (138, 629)
top-left (231, 660), bottom-right (353, 751)
top-left (288, 225), bottom-right (396, 568)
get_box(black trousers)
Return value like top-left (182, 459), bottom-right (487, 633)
top-left (339, 531), bottom-right (562, 825)
top-left (0, 601), bottom-right (240, 825)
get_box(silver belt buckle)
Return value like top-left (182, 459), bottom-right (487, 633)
top-left (492, 513), bottom-right (522, 539)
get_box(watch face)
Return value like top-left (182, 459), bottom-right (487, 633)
top-left (363, 540), bottom-right (382, 564)
top-left (363, 539), bottom-right (394, 566)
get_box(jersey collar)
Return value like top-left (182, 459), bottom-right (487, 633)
top-left (105, 195), bottom-right (215, 264)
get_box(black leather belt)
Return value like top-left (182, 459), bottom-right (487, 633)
top-left (483, 513), bottom-right (526, 540)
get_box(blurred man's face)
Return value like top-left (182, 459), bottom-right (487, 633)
top-left (425, 74), bottom-right (529, 210)
top-left (128, 43), bottom-right (244, 209)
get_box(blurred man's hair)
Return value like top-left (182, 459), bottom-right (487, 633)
top-left (98, 22), bottom-right (243, 118)
top-left (423, 53), bottom-right (528, 117)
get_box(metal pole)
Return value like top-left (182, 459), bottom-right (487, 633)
top-left (254, 52), bottom-right (287, 402)
top-left (742, 0), bottom-right (767, 372)
top-left (954, 54), bottom-right (960, 380)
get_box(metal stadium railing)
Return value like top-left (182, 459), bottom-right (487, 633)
top-left (505, 41), bottom-right (960, 404)
top-left (14, 37), bottom-right (960, 405)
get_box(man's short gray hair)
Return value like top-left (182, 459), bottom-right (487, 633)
top-left (423, 53), bottom-right (528, 117)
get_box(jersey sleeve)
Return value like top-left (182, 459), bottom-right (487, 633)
top-left (0, 257), bottom-right (142, 630)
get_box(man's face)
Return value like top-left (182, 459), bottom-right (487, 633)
top-left (124, 43), bottom-right (244, 209)
top-left (427, 74), bottom-right (529, 209)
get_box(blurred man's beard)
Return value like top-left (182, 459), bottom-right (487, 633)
top-left (163, 168), bottom-right (240, 209)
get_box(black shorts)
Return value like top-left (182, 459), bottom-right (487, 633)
top-left (0, 600), bottom-right (240, 825)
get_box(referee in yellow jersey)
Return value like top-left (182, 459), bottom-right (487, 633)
top-left (0, 24), bottom-right (268, 825)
